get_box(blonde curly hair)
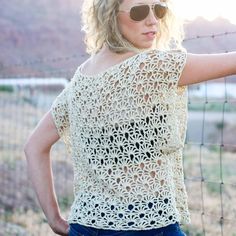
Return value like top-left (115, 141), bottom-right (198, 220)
top-left (81, 0), bottom-right (185, 55)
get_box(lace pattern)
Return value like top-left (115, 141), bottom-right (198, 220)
top-left (51, 49), bottom-right (190, 230)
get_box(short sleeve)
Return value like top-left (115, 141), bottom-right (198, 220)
top-left (50, 82), bottom-right (71, 152)
top-left (142, 49), bottom-right (187, 90)
top-left (162, 50), bottom-right (187, 87)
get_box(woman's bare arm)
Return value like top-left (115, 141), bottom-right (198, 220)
top-left (24, 110), bottom-right (69, 236)
top-left (179, 52), bottom-right (236, 86)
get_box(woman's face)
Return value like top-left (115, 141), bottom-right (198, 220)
top-left (117, 0), bottom-right (163, 50)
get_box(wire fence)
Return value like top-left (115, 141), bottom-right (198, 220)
top-left (0, 32), bottom-right (236, 236)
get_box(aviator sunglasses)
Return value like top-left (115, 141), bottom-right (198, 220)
top-left (119, 2), bottom-right (168, 21)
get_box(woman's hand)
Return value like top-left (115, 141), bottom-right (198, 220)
top-left (50, 216), bottom-right (70, 236)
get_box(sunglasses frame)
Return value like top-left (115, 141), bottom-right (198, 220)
top-left (119, 2), bottom-right (168, 22)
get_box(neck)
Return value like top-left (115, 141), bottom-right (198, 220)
top-left (98, 45), bottom-right (135, 59)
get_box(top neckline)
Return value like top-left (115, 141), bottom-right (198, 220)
top-left (77, 49), bottom-right (155, 78)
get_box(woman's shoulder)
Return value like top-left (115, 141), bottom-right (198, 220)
top-left (72, 51), bottom-right (139, 78)
top-left (144, 48), bottom-right (187, 58)
top-left (141, 48), bottom-right (187, 67)
top-left (71, 48), bottom-right (187, 80)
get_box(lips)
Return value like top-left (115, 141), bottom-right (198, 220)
top-left (143, 31), bottom-right (157, 35)
top-left (143, 31), bottom-right (157, 40)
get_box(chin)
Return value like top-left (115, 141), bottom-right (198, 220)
top-left (138, 44), bottom-right (154, 50)
top-left (143, 40), bottom-right (156, 48)
top-left (132, 39), bottom-right (156, 50)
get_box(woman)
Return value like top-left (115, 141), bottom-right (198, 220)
top-left (24, 0), bottom-right (236, 235)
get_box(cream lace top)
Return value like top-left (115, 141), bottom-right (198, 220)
top-left (51, 49), bottom-right (191, 230)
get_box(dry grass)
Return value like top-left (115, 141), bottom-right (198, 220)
top-left (184, 145), bottom-right (236, 235)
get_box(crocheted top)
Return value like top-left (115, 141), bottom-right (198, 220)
top-left (51, 49), bottom-right (190, 230)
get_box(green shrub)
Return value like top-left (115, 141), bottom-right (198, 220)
top-left (0, 85), bottom-right (14, 92)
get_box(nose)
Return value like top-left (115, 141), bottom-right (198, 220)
top-left (145, 7), bottom-right (158, 25)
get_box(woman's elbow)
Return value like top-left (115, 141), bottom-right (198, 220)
top-left (24, 136), bottom-right (37, 160)
top-left (24, 135), bottom-right (51, 161)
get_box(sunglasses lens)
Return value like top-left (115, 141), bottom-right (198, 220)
top-left (130, 5), bottom-right (149, 21)
top-left (154, 4), bottom-right (167, 19)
